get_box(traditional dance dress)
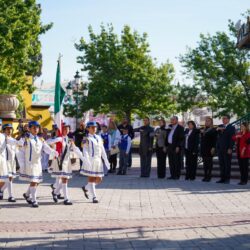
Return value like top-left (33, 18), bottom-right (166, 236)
top-left (0, 133), bottom-right (8, 181)
top-left (17, 134), bottom-right (57, 183)
top-left (6, 138), bottom-right (17, 178)
top-left (80, 134), bottom-right (110, 177)
top-left (50, 136), bottom-right (79, 179)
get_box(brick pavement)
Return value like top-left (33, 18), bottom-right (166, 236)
top-left (0, 155), bottom-right (250, 249)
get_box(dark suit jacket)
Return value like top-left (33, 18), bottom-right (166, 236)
top-left (216, 124), bottom-right (235, 152)
top-left (165, 124), bottom-right (184, 149)
top-left (134, 125), bottom-right (154, 154)
top-left (184, 128), bottom-right (200, 153)
top-left (200, 127), bottom-right (217, 157)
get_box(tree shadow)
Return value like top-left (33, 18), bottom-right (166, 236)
top-left (1, 225), bottom-right (250, 249)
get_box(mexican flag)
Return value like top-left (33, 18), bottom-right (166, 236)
top-left (54, 59), bottom-right (65, 132)
top-left (54, 59), bottom-right (65, 155)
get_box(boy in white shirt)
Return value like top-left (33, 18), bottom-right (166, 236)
top-left (117, 128), bottom-right (132, 175)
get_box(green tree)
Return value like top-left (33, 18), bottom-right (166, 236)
top-left (179, 11), bottom-right (250, 117)
top-left (72, 24), bottom-right (175, 120)
top-left (0, 0), bottom-right (52, 95)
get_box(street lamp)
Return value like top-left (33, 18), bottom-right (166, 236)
top-left (66, 81), bottom-right (73, 96)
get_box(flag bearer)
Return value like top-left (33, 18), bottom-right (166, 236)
top-left (50, 124), bottom-right (82, 205)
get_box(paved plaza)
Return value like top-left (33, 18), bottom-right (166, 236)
top-left (0, 155), bottom-right (250, 250)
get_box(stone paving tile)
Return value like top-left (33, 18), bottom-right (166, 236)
top-left (0, 156), bottom-right (250, 250)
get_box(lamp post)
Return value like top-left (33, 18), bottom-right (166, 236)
top-left (74, 71), bottom-right (80, 128)
top-left (64, 71), bottom-right (89, 130)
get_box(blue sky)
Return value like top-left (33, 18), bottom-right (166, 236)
top-left (36, 0), bottom-right (249, 86)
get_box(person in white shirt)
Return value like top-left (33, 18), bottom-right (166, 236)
top-left (0, 121), bottom-right (9, 200)
top-left (100, 125), bottom-right (112, 175)
top-left (0, 124), bottom-right (17, 202)
top-left (117, 128), bottom-right (132, 175)
top-left (77, 121), bottom-right (110, 203)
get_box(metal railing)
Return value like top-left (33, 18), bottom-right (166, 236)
top-left (230, 112), bottom-right (250, 129)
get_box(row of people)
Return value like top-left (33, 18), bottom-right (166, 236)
top-left (137, 115), bottom-right (249, 185)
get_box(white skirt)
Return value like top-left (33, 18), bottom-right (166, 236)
top-left (19, 163), bottom-right (43, 183)
top-left (80, 157), bottom-right (105, 177)
top-left (7, 160), bottom-right (16, 178)
top-left (0, 155), bottom-right (8, 181)
top-left (50, 158), bottom-right (72, 179)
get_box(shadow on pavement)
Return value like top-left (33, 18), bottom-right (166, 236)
top-left (0, 227), bottom-right (250, 249)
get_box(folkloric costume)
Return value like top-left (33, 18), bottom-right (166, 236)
top-left (50, 124), bottom-right (82, 205)
top-left (0, 124), bottom-right (17, 202)
top-left (15, 121), bottom-right (58, 207)
top-left (0, 131), bottom-right (8, 200)
top-left (78, 121), bottom-right (110, 203)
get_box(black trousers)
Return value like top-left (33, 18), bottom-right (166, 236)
top-left (202, 156), bottom-right (213, 180)
top-left (238, 158), bottom-right (249, 183)
top-left (218, 151), bottom-right (232, 181)
top-left (168, 146), bottom-right (182, 179)
top-left (109, 154), bottom-right (117, 171)
top-left (156, 147), bottom-right (167, 178)
top-left (185, 150), bottom-right (198, 180)
top-left (140, 151), bottom-right (153, 177)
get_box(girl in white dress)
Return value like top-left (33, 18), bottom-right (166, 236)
top-left (78, 121), bottom-right (110, 203)
top-left (0, 124), bottom-right (17, 202)
top-left (50, 124), bottom-right (82, 205)
top-left (14, 121), bottom-right (58, 208)
top-left (0, 123), bottom-right (8, 200)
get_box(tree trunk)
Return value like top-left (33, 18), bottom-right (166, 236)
top-left (125, 110), bottom-right (132, 123)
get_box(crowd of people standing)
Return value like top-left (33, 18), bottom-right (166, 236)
top-left (0, 114), bottom-right (249, 208)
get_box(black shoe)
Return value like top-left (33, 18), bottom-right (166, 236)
top-left (8, 197), bottom-right (16, 203)
top-left (216, 179), bottom-right (224, 183)
top-left (31, 201), bottom-right (39, 208)
top-left (167, 177), bottom-right (174, 180)
top-left (23, 193), bottom-right (32, 204)
top-left (0, 190), bottom-right (3, 200)
top-left (202, 178), bottom-right (207, 182)
top-left (81, 186), bottom-right (89, 199)
top-left (93, 197), bottom-right (99, 203)
top-left (224, 180), bottom-right (230, 184)
top-left (185, 177), bottom-right (190, 180)
top-left (238, 181), bottom-right (247, 185)
top-left (117, 171), bottom-right (122, 175)
top-left (52, 191), bottom-right (58, 203)
top-left (108, 170), bottom-right (112, 173)
top-left (122, 172), bottom-right (126, 175)
top-left (50, 184), bottom-right (55, 191)
top-left (57, 194), bottom-right (64, 200)
top-left (64, 199), bottom-right (73, 205)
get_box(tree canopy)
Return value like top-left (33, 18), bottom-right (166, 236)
top-left (178, 11), bottom-right (250, 117)
top-left (72, 24), bottom-right (175, 120)
top-left (0, 0), bottom-right (52, 95)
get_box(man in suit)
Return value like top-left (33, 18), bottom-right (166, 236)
top-left (216, 115), bottom-right (236, 184)
top-left (166, 116), bottom-right (184, 180)
top-left (134, 117), bottom-right (154, 177)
